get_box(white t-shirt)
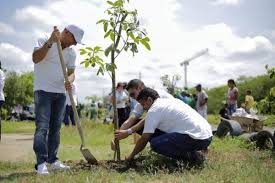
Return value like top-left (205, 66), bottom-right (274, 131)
top-left (65, 83), bottom-right (77, 106)
top-left (33, 35), bottom-right (76, 93)
top-left (143, 98), bottom-right (212, 140)
top-left (116, 90), bottom-right (128, 108)
top-left (0, 69), bottom-right (5, 101)
top-left (196, 90), bottom-right (208, 111)
top-left (131, 89), bottom-right (173, 118)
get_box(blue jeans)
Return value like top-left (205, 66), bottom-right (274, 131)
top-left (228, 103), bottom-right (237, 115)
top-left (33, 90), bottom-right (66, 165)
top-left (150, 132), bottom-right (212, 161)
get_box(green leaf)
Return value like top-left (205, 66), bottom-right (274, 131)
top-left (110, 32), bottom-right (115, 42)
top-left (129, 32), bottom-right (135, 41)
top-left (104, 22), bottom-right (108, 32)
top-left (106, 63), bottom-right (117, 72)
top-left (85, 47), bottom-right (94, 51)
top-left (94, 46), bottom-right (102, 52)
top-left (123, 23), bottom-right (128, 31)
top-left (104, 30), bottom-right (112, 39)
top-left (105, 44), bottom-right (113, 57)
top-left (107, 1), bottom-right (114, 6)
top-left (143, 37), bottom-right (150, 42)
top-left (110, 21), bottom-right (115, 28)
top-left (96, 19), bottom-right (105, 24)
top-left (80, 49), bottom-right (87, 55)
top-left (114, 0), bottom-right (123, 7)
top-left (140, 39), bottom-right (151, 50)
top-left (85, 62), bottom-right (89, 68)
top-left (107, 10), bottom-right (113, 15)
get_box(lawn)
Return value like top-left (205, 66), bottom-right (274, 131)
top-left (0, 118), bottom-right (275, 183)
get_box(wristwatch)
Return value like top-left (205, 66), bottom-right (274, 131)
top-left (127, 128), bottom-right (133, 135)
top-left (45, 41), bottom-right (52, 48)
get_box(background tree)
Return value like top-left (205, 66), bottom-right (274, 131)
top-left (80, 0), bottom-right (150, 160)
top-left (160, 74), bottom-right (181, 96)
top-left (4, 71), bottom-right (34, 115)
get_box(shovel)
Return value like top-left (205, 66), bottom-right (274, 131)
top-left (55, 27), bottom-right (97, 164)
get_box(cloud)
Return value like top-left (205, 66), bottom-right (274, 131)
top-left (0, 43), bottom-right (32, 72)
top-left (271, 30), bottom-right (275, 39)
top-left (211, 0), bottom-right (242, 6)
top-left (15, 6), bottom-right (62, 28)
top-left (0, 22), bottom-right (15, 35)
top-left (3, 0), bottom-right (274, 101)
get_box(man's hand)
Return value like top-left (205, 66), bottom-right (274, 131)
top-left (115, 129), bottom-right (129, 140)
top-left (125, 154), bottom-right (134, 162)
top-left (64, 81), bottom-right (72, 91)
top-left (48, 26), bottom-right (61, 44)
top-left (111, 139), bottom-right (116, 151)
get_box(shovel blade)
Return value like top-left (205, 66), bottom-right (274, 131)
top-left (81, 147), bottom-right (97, 164)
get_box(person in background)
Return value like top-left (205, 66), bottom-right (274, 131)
top-left (227, 79), bottom-right (238, 115)
top-left (123, 82), bottom-right (131, 120)
top-left (0, 61), bottom-right (5, 141)
top-left (195, 84), bottom-right (208, 119)
top-left (114, 82), bottom-right (129, 127)
top-left (90, 101), bottom-right (98, 121)
top-left (244, 89), bottom-right (254, 114)
top-left (63, 83), bottom-right (77, 126)
top-left (219, 102), bottom-right (229, 120)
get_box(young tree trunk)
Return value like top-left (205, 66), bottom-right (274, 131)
top-left (111, 50), bottom-right (120, 161)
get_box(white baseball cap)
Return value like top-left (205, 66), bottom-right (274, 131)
top-left (66, 24), bottom-right (84, 45)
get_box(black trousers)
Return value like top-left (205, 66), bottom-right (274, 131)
top-left (117, 108), bottom-right (128, 128)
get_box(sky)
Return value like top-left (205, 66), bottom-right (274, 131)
top-left (0, 0), bottom-right (275, 102)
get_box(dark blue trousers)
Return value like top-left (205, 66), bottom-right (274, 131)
top-left (150, 132), bottom-right (212, 161)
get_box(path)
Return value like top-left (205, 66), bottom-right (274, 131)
top-left (0, 134), bottom-right (34, 162)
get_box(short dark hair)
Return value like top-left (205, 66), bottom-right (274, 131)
top-left (228, 79), bottom-right (236, 86)
top-left (116, 82), bottom-right (123, 89)
top-left (126, 79), bottom-right (144, 90)
top-left (195, 84), bottom-right (201, 88)
top-left (137, 87), bottom-right (160, 101)
top-left (246, 89), bottom-right (252, 94)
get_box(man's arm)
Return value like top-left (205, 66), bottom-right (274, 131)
top-left (32, 28), bottom-right (60, 64)
top-left (111, 115), bottom-right (140, 151)
top-left (126, 133), bottom-right (152, 161)
top-left (32, 42), bottom-right (52, 64)
top-left (115, 118), bottom-right (145, 140)
top-left (120, 115), bottom-right (139, 130)
top-left (200, 98), bottom-right (208, 106)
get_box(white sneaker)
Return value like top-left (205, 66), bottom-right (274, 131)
top-left (49, 160), bottom-right (70, 171)
top-left (37, 162), bottom-right (49, 175)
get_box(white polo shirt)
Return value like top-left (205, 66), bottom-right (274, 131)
top-left (33, 35), bottom-right (76, 93)
top-left (131, 89), bottom-right (173, 118)
top-left (143, 98), bottom-right (212, 140)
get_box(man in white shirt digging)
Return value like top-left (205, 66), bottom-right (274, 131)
top-left (32, 25), bottom-right (84, 175)
top-left (124, 87), bottom-right (212, 164)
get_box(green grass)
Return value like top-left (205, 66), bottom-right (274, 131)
top-left (2, 121), bottom-right (35, 134)
top-left (1, 120), bottom-right (275, 182)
